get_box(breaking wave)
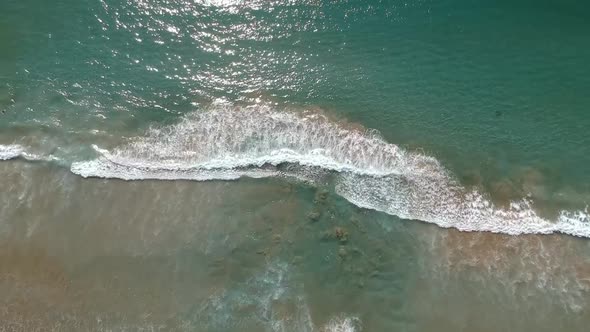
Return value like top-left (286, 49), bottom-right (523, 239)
top-left (67, 104), bottom-right (590, 237)
top-left (0, 144), bottom-right (24, 161)
top-left (0, 144), bottom-right (56, 162)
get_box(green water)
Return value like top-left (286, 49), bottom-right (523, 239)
top-left (1, 0), bottom-right (590, 330)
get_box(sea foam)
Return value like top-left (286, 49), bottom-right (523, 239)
top-left (0, 143), bottom-right (60, 163)
top-left (0, 144), bottom-right (24, 160)
top-left (70, 104), bottom-right (590, 238)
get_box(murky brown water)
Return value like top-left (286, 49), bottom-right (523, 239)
top-left (1, 160), bottom-right (589, 331)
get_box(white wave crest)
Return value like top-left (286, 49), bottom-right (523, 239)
top-left (0, 144), bottom-right (24, 160)
top-left (323, 316), bottom-right (361, 332)
top-left (70, 104), bottom-right (590, 238)
top-left (0, 143), bottom-right (60, 162)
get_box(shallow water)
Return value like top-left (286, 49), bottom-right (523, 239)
top-left (2, 0), bottom-right (590, 331)
top-left (0, 160), bottom-right (589, 331)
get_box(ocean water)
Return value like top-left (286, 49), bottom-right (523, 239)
top-left (1, 0), bottom-right (590, 331)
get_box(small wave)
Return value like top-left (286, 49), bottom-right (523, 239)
top-left (70, 104), bottom-right (590, 238)
top-left (0, 144), bottom-right (24, 160)
top-left (323, 316), bottom-right (362, 332)
top-left (0, 144), bottom-right (60, 162)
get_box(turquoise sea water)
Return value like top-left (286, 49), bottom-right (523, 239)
top-left (1, 0), bottom-right (590, 331)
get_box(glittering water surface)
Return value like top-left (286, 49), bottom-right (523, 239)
top-left (1, 0), bottom-right (590, 331)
